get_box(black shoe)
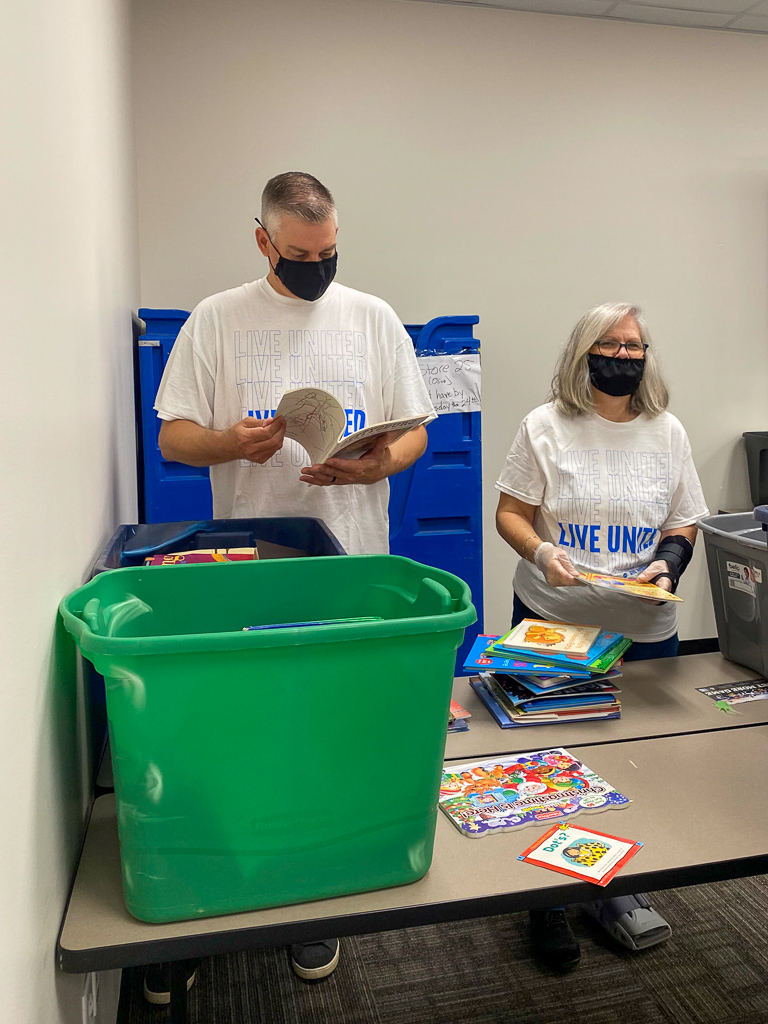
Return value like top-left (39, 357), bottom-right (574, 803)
top-left (143, 961), bottom-right (198, 1005)
top-left (290, 939), bottom-right (340, 981)
top-left (529, 908), bottom-right (581, 970)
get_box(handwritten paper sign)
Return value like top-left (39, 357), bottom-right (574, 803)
top-left (418, 354), bottom-right (481, 415)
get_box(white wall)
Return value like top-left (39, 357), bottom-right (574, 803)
top-left (131, 0), bottom-right (768, 639)
top-left (0, 1), bottom-right (137, 1021)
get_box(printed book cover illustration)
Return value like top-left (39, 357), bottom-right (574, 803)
top-left (275, 387), bottom-right (430, 464)
top-left (439, 748), bottom-right (630, 837)
top-left (484, 631), bottom-right (628, 673)
top-left (518, 822), bottom-right (643, 886)
top-left (463, 635), bottom-right (591, 679)
top-left (575, 571), bottom-right (683, 603)
top-left (495, 620), bottom-right (601, 659)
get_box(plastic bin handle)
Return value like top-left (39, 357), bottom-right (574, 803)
top-left (82, 595), bottom-right (153, 637)
top-left (416, 576), bottom-right (454, 615)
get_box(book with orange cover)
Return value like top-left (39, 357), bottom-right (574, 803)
top-left (496, 619), bottom-right (601, 659)
top-left (575, 571), bottom-right (682, 603)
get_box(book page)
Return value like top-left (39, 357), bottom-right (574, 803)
top-left (329, 414), bottom-right (430, 460)
top-left (275, 388), bottom-right (347, 464)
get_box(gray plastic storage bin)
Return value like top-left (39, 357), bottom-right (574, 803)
top-left (699, 512), bottom-right (768, 675)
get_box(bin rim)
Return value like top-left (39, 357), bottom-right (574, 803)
top-left (59, 554), bottom-right (477, 656)
top-left (697, 513), bottom-right (766, 551)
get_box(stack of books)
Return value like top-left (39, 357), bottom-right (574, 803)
top-left (448, 699), bottom-right (471, 733)
top-left (463, 619), bottom-right (631, 730)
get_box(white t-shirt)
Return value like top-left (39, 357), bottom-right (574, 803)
top-left (495, 403), bottom-right (709, 642)
top-left (154, 277), bottom-right (435, 555)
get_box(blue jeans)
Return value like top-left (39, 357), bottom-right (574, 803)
top-left (511, 594), bottom-right (679, 661)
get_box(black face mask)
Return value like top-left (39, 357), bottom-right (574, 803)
top-left (588, 353), bottom-right (645, 397)
top-left (255, 218), bottom-right (337, 301)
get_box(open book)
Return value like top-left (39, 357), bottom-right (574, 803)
top-left (275, 387), bottom-right (430, 464)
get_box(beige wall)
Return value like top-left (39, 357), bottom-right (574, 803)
top-left (1, 1), bottom-right (137, 1020)
top-left (132, 0), bottom-right (768, 639)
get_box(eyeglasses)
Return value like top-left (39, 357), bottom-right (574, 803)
top-left (595, 339), bottom-right (648, 358)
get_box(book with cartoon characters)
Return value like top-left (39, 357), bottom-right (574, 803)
top-left (495, 620), bottom-right (601, 658)
top-left (275, 387), bottom-right (430, 464)
top-left (519, 822), bottom-right (643, 885)
top-left (462, 634), bottom-right (593, 679)
top-left (484, 629), bottom-right (631, 674)
top-left (439, 748), bottom-right (630, 837)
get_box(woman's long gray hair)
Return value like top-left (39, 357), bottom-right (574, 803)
top-left (550, 302), bottom-right (669, 417)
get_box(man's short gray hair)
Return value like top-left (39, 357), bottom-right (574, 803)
top-left (260, 172), bottom-right (337, 235)
top-left (550, 302), bottom-right (669, 417)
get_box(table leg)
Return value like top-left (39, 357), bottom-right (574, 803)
top-left (169, 960), bottom-right (190, 1024)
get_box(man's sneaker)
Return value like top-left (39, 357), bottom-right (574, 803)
top-left (582, 894), bottom-right (672, 950)
top-left (290, 939), bottom-right (340, 981)
top-left (529, 908), bottom-right (581, 970)
top-left (143, 961), bottom-right (198, 1005)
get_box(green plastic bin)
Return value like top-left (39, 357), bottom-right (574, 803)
top-left (60, 555), bottom-right (476, 923)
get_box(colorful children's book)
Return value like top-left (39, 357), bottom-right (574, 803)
top-left (462, 635), bottom-right (591, 679)
top-left (496, 619), bottom-right (601, 658)
top-left (575, 571), bottom-right (683, 603)
top-left (275, 387), bottom-right (430, 464)
top-left (439, 748), bottom-right (630, 836)
top-left (145, 547), bottom-right (257, 565)
top-left (518, 822), bottom-right (643, 885)
top-left (484, 635), bottom-right (630, 676)
top-left (489, 622), bottom-right (622, 663)
top-left (449, 699), bottom-right (471, 721)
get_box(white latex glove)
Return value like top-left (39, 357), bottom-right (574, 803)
top-left (533, 542), bottom-right (582, 588)
top-left (635, 559), bottom-right (673, 603)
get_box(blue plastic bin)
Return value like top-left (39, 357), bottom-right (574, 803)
top-left (134, 309), bottom-right (484, 668)
top-left (91, 516), bottom-right (345, 575)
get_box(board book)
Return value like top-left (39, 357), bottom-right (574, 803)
top-left (275, 387), bottom-right (430, 464)
top-left (496, 619), bottom-right (600, 658)
top-left (439, 748), bottom-right (630, 836)
top-left (518, 822), bottom-right (643, 886)
top-left (575, 571), bottom-right (683, 603)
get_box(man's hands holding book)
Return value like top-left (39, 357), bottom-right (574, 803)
top-left (300, 434), bottom-right (392, 487)
top-left (226, 416), bottom-right (286, 464)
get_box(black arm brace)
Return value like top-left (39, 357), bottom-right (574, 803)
top-left (650, 535), bottom-right (694, 593)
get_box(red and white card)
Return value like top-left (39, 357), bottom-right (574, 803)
top-left (518, 822), bottom-right (643, 886)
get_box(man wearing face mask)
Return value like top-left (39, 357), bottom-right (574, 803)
top-left (495, 302), bottom-right (708, 970)
top-left (155, 171), bottom-right (434, 558)
top-left (148, 173), bottom-right (434, 1000)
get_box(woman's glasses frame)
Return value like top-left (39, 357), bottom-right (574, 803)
top-left (595, 340), bottom-right (649, 358)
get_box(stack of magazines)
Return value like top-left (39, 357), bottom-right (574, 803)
top-left (463, 620), bottom-right (631, 729)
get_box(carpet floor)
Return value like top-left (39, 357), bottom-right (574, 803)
top-left (117, 874), bottom-right (768, 1023)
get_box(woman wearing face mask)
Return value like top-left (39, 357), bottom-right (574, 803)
top-left (495, 302), bottom-right (708, 969)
